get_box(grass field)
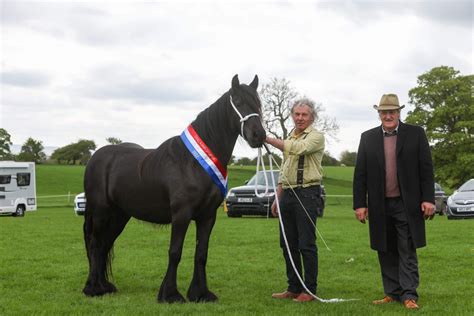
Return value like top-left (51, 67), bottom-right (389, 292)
top-left (0, 165), bottom-right (472, 315)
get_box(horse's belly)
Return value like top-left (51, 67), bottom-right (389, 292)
top-left (127, 205), bottom-right (172, 224)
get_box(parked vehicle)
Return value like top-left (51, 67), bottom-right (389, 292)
top-left (74, 192), bottom-right (86, 215)
top-left (434, 183), bottom-right (448, 215)
top-left (0, 161), bottom-right (37, 217)
top-left (225, 170), bottom-right (325, 218)
top-left (446, 179), bottom-right (474, 220)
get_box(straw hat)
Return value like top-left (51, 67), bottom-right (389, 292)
top-left (373, 94), bottom-right (405, 111)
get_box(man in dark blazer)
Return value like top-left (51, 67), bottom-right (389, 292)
top-left (353, 94), bottom-right (435, 310)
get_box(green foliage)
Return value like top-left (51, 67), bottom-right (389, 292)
top-left (106, 137), bottom-right (122, 145)
top-left (322, 151), bottom-right (339, 166)
top-left (16, 137), bottom-right (47, 163)
top-left (51, 139), bottom-right (97, 165)
top-left (234, 156), bottom-right (253, 165)
top-left (0, 128), bottom-right (13, 160)
top-left (339, 150), bottom-right (357, 167)
top-left (406, 66), bottom-right (473, 188)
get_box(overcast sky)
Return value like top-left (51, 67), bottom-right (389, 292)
top-left (1, 0), bottom-right (472, 160)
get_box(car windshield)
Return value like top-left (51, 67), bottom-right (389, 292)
top-left (435, 183), bottom-right (442, 191)
top-left (247, 171), bottom-right (280, 186)
top-left (458, 179), bottom-right (474, 192)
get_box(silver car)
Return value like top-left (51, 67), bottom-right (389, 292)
top-left (446, 179), bottom-right (474, 220)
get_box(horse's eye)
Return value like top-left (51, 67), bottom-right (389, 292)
top-left (233, 95), bottom-right (243, 106)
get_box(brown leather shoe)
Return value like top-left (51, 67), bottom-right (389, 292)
top-left (293, 293), bottom-right (315, 302)
top-left (404, 299), bottom-right (419, 309)
top-left (372, 296), bottom-right (397, 305)
top-left (271, 291), bottom-right (299, 299)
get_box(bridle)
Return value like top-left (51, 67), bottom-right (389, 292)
top-left (229, 95), bottom-right (260, 140)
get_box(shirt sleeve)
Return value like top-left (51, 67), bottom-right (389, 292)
top-left (283, 131), bottom-right (325, 156)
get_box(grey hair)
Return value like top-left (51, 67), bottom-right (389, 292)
top-left (291, 98), bottom-right (317, 122)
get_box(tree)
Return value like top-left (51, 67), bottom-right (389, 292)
top-left (106, 137), bottom-right (122, 145)
top-left (235, 157), bottom-right (252, 165)
top-left (405, 66), bottom-right (473, 188)
top-left (259, 77), bottom-right (339, 141)
top-left (339, 150), bottom-right (357, 166)
top-left (51, 139), bottom-right (97, 165)
top-left (0, 128), bottom-right (13, 160)
top-left (322, 151), bottom-right (339, 166)
top-left (17, 137), bottom-right (46, 163)
top-left (260, 78), bottom-right (297, 139)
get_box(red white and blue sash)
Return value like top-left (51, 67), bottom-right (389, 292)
top-left (180, 125), bottom-right (228, 197)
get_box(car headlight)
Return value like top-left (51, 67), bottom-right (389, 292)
top-left (447, 196), bottom-right (453, 205)
top-left (226, 191), bottom-right (235, 198)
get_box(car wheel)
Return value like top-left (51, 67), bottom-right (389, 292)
top-left (227, 212), bottom-right (241, 218)
top-left (15, 205), bottom-right (26, 217)
top-left (447, 215), bottom-right (453, 220)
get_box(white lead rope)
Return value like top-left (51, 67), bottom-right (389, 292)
top-left (255, 146), bottom-right (358, 303)
top-left (229, 95), bottom-right (260, 139)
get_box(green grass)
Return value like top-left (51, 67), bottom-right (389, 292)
top-left (1, 165), bottom-right (472, 315)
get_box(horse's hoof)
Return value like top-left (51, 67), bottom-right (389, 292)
top-left (157, 293), bottom-right (186, 304)
top-left (83, 281), bottom-right (117, 297)
top-left (188, 290), bottom-right (218, 303)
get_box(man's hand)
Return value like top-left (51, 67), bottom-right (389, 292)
top-left (355, 208), bottom-right (368, 224)
top-left (271, 200), bottom-right (278, 217)
top-left (421, 202), bottom-right (435, 220)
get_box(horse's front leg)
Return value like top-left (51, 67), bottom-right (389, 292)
top-left (158, 216), bottom-right (190, 303)
top-left (187, 215), bottom-right (218, 302)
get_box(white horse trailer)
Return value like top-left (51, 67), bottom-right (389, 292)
top-left (0, 161), bottom-right (37, 216)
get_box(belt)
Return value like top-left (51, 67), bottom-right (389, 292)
top-left (284, 185), bottom-right (322, 196)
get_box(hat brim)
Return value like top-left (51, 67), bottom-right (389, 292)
top-left (373, 104), bottom-right (405, 111)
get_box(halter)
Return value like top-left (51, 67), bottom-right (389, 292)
top-left (229, 95), bottom-right (260, 139)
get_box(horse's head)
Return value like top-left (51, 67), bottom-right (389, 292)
top-left (229, 74), bottom-right (266, 148)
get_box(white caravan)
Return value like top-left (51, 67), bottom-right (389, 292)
top-left (0, 161), bottom-right (37, 216)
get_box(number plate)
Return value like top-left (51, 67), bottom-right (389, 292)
top-left (237, 198), bottom-right (253, 203)
top-left (458, 206), bottom-right (473, 212)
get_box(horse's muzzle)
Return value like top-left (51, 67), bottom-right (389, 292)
top-left (247, 131), bottom-right (266, 148)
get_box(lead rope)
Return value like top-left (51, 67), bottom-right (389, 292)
top-left (255, 145), bottom-right (358, 303)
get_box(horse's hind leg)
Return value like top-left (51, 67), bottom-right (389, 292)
top-left (83, 207), bottom-right (130, 297)
top-left (158, 216), bottom-right (190, 303)
top-left (187, 215), bottom-right (218, 302)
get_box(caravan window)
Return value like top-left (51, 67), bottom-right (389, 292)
top-left (0, 175), bottom-right (11, 184)
top-left (17, 173), bottom-right (31, 186)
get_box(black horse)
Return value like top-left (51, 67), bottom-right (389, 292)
top-left (82, 75), bottom-right (266, 303)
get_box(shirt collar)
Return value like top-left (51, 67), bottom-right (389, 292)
top-left (290, 125), bottom-right (314, 138)
top-left (381, 123), bottom-right (399, 136)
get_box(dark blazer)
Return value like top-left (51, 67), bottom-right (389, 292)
top-left (353, 121), bottom-right (435, 251)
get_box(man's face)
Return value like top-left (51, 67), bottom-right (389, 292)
top-left (292, 104), bottom-right (313, 132)
top-left (379, 109), bottom-right (400, 131)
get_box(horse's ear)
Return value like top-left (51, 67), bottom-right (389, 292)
top-left (232, 74), bottom-right (240, 90)
top-left (249, 75), bottom-right (259, 90)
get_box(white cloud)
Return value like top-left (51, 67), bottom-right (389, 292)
top-left (1, 0), bottom-right (472, 161)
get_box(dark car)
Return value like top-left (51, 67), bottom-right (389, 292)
top-left (225, 170), bottom-right (325, 218)
top-left (446, 179), bottom-right (474, 220)
top-left (434, 183), bottom-right (447, 215)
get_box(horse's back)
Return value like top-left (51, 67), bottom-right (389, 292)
top-left (84, 143), bottom-right (153, 209)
